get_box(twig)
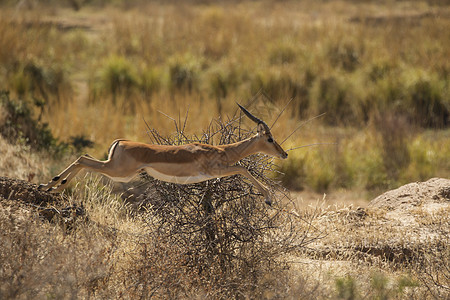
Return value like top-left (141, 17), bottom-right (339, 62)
top-left (270, 98), bottom-right (293, 130)
top-left (280, 113), bottom-right (326, 145)
top-left (286, 143), bottom-right (336, 152)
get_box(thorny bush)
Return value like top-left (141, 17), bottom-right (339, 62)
top-left (123, 111), bottom-right (320, 298)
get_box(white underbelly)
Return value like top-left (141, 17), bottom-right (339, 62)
top-left (144, 167), bottom-right (215, 184)
top-left (108, 174), bottom-right (138, 182)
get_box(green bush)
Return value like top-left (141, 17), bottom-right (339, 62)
top-left (374, 112), bottom-right (411, 183)
top-left (335, 275), bottom-right (358, 300)
top-left (311, 76), bottom-right (357, 126)
top-left (9, 61), bottom-right (70, 108)
top-left (251, 69), bottom-right (307, 103)
top-left (304, 150), bottom-right (335, 193)
top-left (276, 151), bottom-right (307, 191)
top-left (408, 79), bottom-right (449, 128)
top-left (328, 41), bottom-right (362, 72)
top-left (140, 66), bottom-right (162, 98)
top-left (0, 91), bottom-right (68, 154)
top-left (0, 91), bottom-right (93, 156)
top-left (402, 133), bottom-right (450, 183)
top-left (333, 273), bottom-right (419, 300)
top-left (268, 43), bottom-right (297, 65)
top-left (100, 55), bottom-right (140, 103)
top-left (168, 54), bottom-right (203, 95)
top-left (208, 65), bottom-right (242, 100)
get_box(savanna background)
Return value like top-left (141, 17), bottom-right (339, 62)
top-left (0, 0), bottom-right (449, 299)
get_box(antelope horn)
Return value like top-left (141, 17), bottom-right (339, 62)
top-left (237, 103), bottom-right (270, 132)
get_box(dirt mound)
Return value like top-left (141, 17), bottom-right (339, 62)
top-left (0, 176), bottom-right (61, 205)
top-left (0, 176), bottom-right (86, 227)
top-left (369, 177), bottom-right (450, 211)
top-left (306, 178), bottom-right (449, 267)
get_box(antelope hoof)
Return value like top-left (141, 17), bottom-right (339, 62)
top-left (38, 184), bottom-right (45, 190)
top-left (265, 198), bottom-right (272, 206)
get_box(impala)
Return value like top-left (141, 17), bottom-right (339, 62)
top-left (39, 104), bottom-right (288, 205)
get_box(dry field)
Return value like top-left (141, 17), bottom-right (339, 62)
top-left (1, 0), bottom-right (449, 299)
top-left (1, 0), bottom-right (449, 192)
top-left (1, 160), bottom-right (448, 299)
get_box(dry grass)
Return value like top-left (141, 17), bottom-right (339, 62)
top-left (1, 118), bottom-right (448, 299)
top-left (1, 0), bottom-right (449, 192)
top-left (0, 1), bottom-right (449, 298)
top-left (0, 117), bottom-right (323, 299)
top-left (0, 134), bottom-right (51, 182)
top-left (2, 174), bottom-right (447, 299)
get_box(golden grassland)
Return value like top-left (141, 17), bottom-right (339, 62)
top-left (0, 1), bottom-right (449, 298)
top-left (0, 0), bottom-right (449, 194)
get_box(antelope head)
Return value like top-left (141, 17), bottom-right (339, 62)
top-left (238, 103), bottom-right (288, 159)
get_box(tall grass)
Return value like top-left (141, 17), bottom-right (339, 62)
top-left (0, 0), bottom-right (449, 191)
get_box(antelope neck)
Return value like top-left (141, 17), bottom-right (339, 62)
top-left (220, 135), bottom-right (262, 165)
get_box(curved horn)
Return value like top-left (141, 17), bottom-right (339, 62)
top-left (237, 103), bottom-right (270, 132)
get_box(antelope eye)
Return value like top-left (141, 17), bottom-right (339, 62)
top-left (267, 137), bottom-right (273, 143)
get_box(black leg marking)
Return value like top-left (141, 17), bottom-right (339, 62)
top-left (52, 176), bottom-right (60, 181)
top-left (61, 179), bottom-right (67, 185)
top-left (47, 187), bottom-right (53, 192)
top-left (38, 184), bottom-right (44, 190)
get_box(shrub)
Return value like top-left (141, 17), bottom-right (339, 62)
top-left (368, 61), bottom-right (393, 82)
top-left (208, 65), bottom-right (244, 113)
top-left (276, 151), bottom-right (307, 191)
top-left (0, 91), bottom-right (92, 156)
top-left (251, 69), bottom-right (307, 104)
top-left (362, 149), bottom-right (388, 191)
top-left (408, 79), bottom-right (449, 128)
top-left (333, 273), bottom-right (420, 300)
top-left (140, 66), bottom-right (162, 98)
top-left (328, 41), bottom-right (362, 72)
top-left (208, 66), bottom-right (242, 100)
top-left (120, 113), bottom-right (319, 298)
top-left (374, 112), bottom-right (411, 184)
top-left (99, 55), bottom-right (140, 104)
top-left (335, 275), bottom-right (358, 300)
top-left (0, 91), bottom-right (67, 154)
top-left (333, 141), bottom-right (357, 189)
top-left (9, 61), bottom-right (70, 108)
top-left (402, 133), bottom-right (450, 183)
top-left (304, 150), bottom-right (335, 193)
top-left (269, 43), bottom-right (297, 65)
top-left (168, 54), bottom-right (203, 95)
top-left (311, 76), bottom-right (357, 126)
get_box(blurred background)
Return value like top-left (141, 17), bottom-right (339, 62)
top-left (1, 0), bottom-right (449, 203)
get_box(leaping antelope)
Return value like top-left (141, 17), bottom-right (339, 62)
top-left (39, 104), bottom-right (288, 205)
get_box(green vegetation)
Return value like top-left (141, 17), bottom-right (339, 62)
top-left (0, 91), bottom-right (94, 157)
top-left (0, 91), bottom-right (67, 154)
top-left (1, 0), bottom-right (448, 194)
top-left (334, 273), bottom-right (419, 300)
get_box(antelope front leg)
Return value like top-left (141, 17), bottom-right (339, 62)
top-left (220, 165), bottom-right (272, 205)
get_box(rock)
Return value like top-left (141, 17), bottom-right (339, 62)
top-left (368, 177), bottom-right (450, 211)
top-left (307, 178), bottom-right (449, 266)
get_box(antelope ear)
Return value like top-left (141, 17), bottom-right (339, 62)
top-left (257, 123), bottom-right (266, 134)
